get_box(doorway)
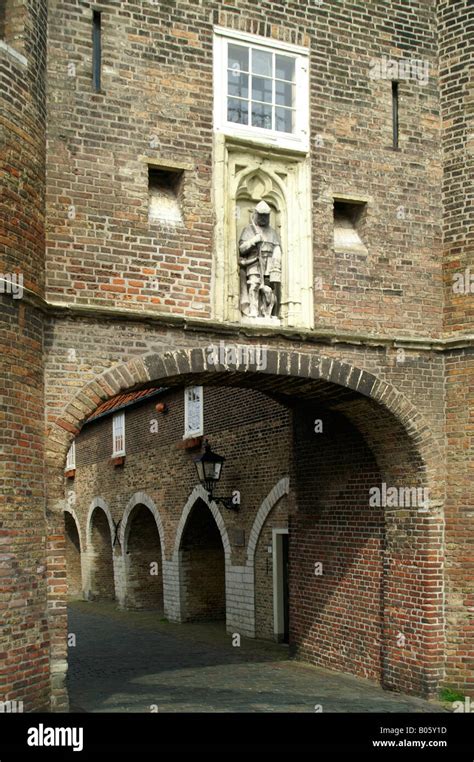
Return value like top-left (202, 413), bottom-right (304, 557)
top-left (273, 529), bottom-right (289, 643)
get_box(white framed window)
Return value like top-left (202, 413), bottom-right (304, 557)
top-left (184, 386), bottom-right (203, 438)
top-left (112, 411), bottom-right (126, 456)
top-left (65, 441), bottom-right (76, 471)
top-left (213, 27), bottom-right (309, 150)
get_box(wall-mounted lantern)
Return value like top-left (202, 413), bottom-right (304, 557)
top-left (194, 440), bottom-right (239, 511)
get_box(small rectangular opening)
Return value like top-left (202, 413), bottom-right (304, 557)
top-left (392, 81), bottom-right (399, 150)
top-left (0, 5), bottom-right (6, 39)
top-left (148, 166), bottom-right (184, 224)
top-left (333, 199), bottom-right (368, 252)
top-left (92, 10), bottom-right (102, 92)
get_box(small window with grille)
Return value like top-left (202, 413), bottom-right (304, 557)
top-left (184, 386), bottom-right (203, 439)
top-left (112, 411), bottom-right (126, 456)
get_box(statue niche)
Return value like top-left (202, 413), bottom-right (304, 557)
top-left (236, 181), bottom-right (285, 322)
top-left (213, 140), bottom-right (313, 329)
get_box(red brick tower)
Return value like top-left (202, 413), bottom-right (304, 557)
top-left (439, 0), bottom-right (474, 696)
top-left (0, 0), bottom-right (49, 710)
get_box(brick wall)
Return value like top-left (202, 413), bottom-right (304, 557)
top-left (444, 350), bottom-right (474, 695)
top-left (291, 401), bottom-right (444, 697)
top-left (0, 0), bottom-right (49, 711)
top-left (45, 0), bottom-right (443, 336)
top-left (291, 405), bottom-right (384, 684)
top-left (438, 0), bottom-right (473, 694)
top-left (1, 0), bottom-right (470, 710)
top-left (439, 0), bottom-right (473, 333)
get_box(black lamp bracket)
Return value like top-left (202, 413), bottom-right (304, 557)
top-left (208, 493), bottom-right (240, 512)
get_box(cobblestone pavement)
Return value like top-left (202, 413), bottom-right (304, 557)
top-left (67, 601), bottom-right (445, 713)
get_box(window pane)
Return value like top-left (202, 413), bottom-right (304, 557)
top-left (276, 80), bottom-right (293, 107)
top-left (276, 107), bottom-right (294, 133)
top-left (252, 76), bottom-right (273, 104)
top-left (252, 49), bottom-right (272, 77)
top-left (228, 43), bottom-right (249, 74)
top-left (276, 54), bottom-right (295, 82)
top-left (185, 386), bottom-right (203, 436)
top-left (228, 70), bottom-right (249, 98)
top-left (251, 101), bottom-right (272, 130)
top-left (66, 442), bottom-right (75, 469)
top-left (228, 97), bottom-right (249, 125)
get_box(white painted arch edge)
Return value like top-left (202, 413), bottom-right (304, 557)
top-left (85, 497), bottom-right (115, 549)
top-left (247, 477), bottom-right (290, 564)
top-left (173, 484), bottom-right (232, 563)
top-left (119, 491), bottom-right (167, 557)
top-left (62, 505), bottom-right (83, 552)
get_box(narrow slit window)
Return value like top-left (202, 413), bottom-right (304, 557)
top-left (66, 441), bottom-right (76, 471)
top-left (0, 5), bottom-right (6, 40)
top-left (92, 10), bottom-right (102, 92)
top-left (184, 386), bottom-right (203, 439)
top-left (392, 81), bottom-right (399, 150)
top-left (112, 411), bottom-right (125, 456)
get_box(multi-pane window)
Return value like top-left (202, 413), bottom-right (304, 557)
top-left (66, 441), bottom-right (76, 470)
top-left (184, 386), bottom-right (203, 438)
top-left (227, 44), bottom-right (296, 134)
top-left (112, 411), bottom-right (125, 456)
top-left (214, 28), bottom-right (309, 148)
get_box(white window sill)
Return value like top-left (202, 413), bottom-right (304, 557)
top-left (216, 126), bottom-right (309, 155)
top-left (0, 40), bottom-right (27, 67)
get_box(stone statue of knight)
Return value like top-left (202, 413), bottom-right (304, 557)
top-left (238, 200), bottom-right (282, 319)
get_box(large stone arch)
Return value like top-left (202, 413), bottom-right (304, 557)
top-left (44, 346), bottom-right (446, 706)
top-left (45, 348), bottom-right (444, 511)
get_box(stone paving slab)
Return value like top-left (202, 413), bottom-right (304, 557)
top-left (67, 601), bottom-right (445, 714)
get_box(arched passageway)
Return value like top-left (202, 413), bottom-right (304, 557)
top-left (46, 348), bottom-right (445, 710)
top-left (180, 499), bottom-right (226, 622)
top-left (64, 512), bottom-right (82, 600)
top-left (88, 507), bottom-right (115, 601)
top-left (125, 504), bottom-right (164, 610)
